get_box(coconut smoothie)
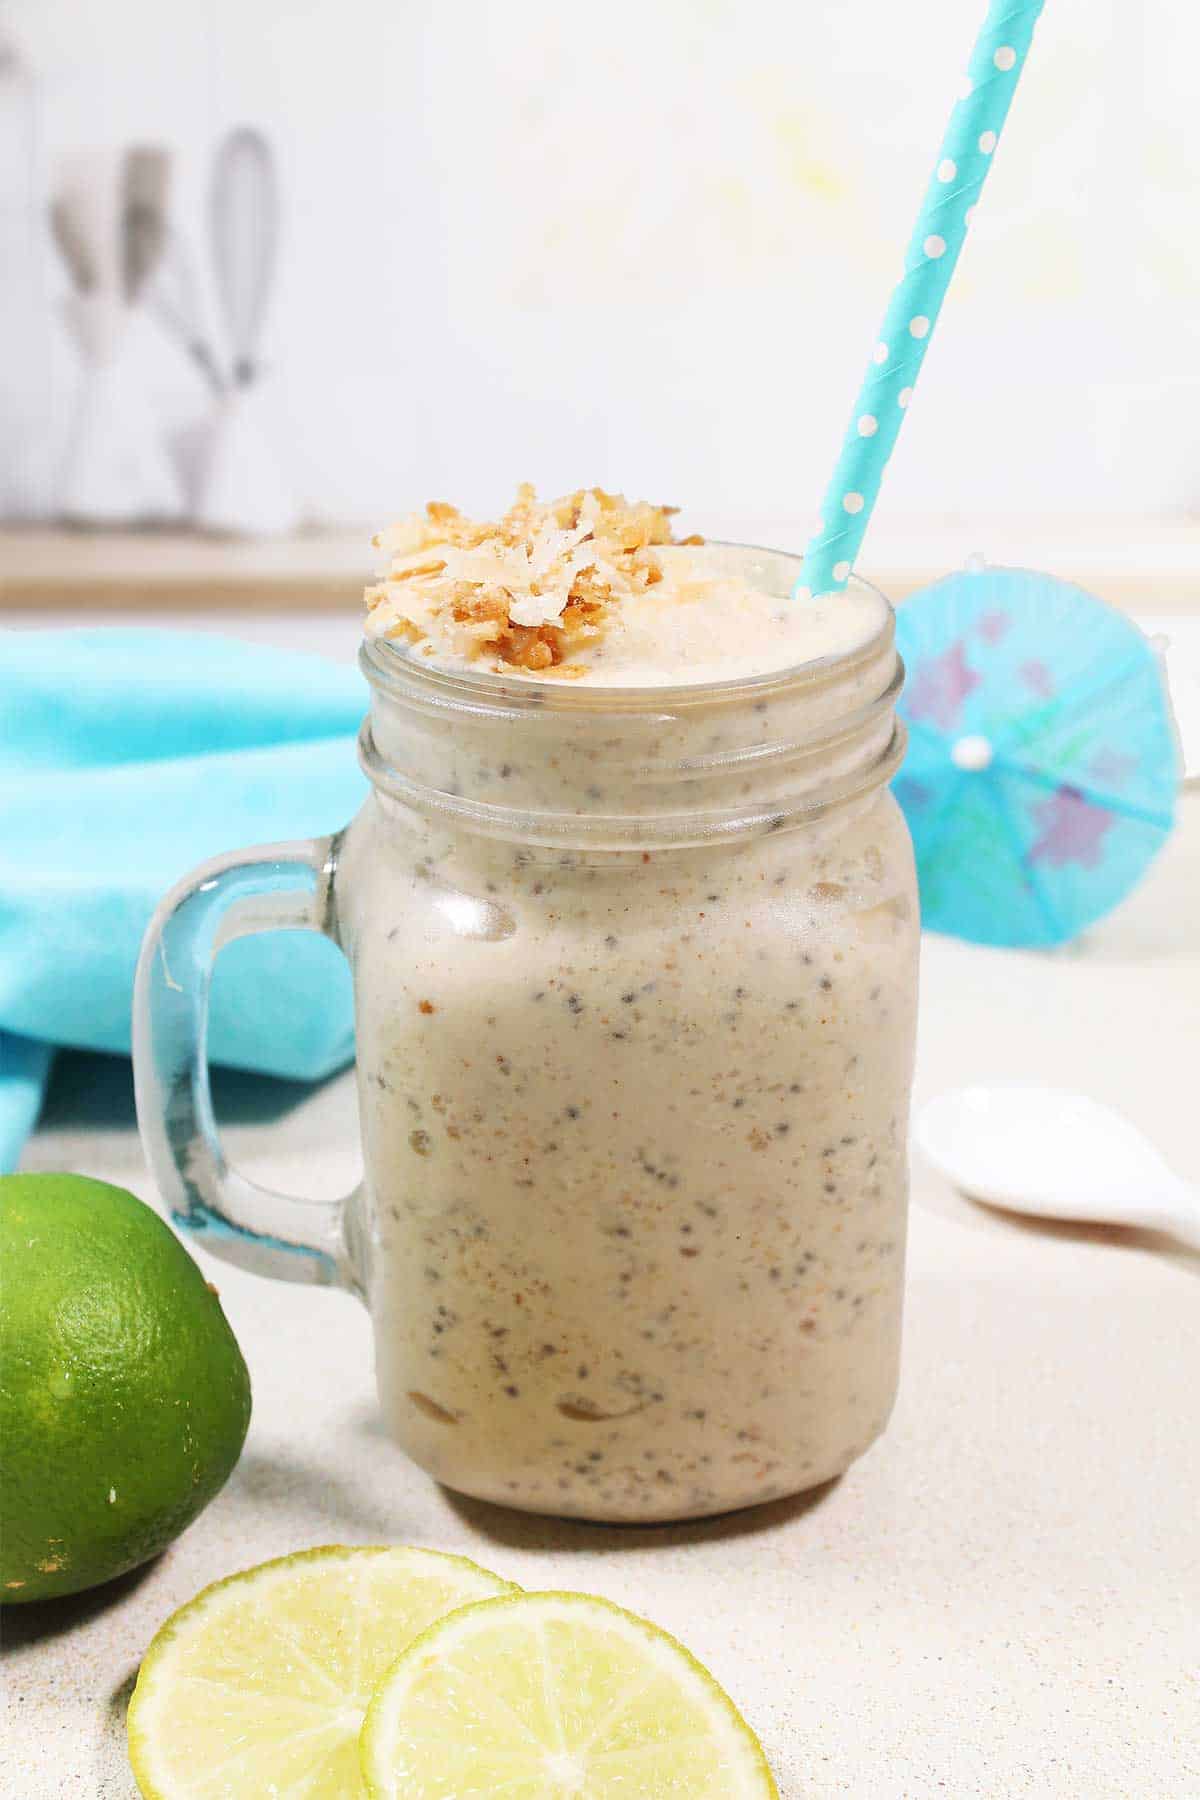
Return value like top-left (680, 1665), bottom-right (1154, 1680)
top-left (334, 490), bottom-right (918, 1521)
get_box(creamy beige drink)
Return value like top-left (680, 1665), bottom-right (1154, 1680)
top-left (335, 491), bottom-right (918, 1521)
top-left (364, 485), bottom-right (881, 687)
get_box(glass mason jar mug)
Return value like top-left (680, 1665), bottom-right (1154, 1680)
top-left (134, 545), bottom-right (918, 1523)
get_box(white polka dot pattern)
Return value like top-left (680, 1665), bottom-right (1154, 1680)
top-left (797, 0), bottom-right (1045, 600)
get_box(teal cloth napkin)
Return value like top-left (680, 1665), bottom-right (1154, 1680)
top-left (0, 629), bottom-right (369, 1172)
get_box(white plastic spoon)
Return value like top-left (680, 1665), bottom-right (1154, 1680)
top-left (915, 1085), bottom-right (1200, 1250)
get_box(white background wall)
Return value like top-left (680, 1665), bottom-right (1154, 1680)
top-left (4, 0), bottom-right (1199, 530)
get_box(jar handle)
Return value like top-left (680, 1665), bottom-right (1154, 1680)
top-left (132, 836), bottom-right (362, 1295)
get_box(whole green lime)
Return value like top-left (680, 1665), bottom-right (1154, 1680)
top-left (1, 1173), bottom-right (251, 1604)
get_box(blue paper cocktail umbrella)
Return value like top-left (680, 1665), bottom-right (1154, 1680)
top-left (892, 566), bottom-right (1179, 948)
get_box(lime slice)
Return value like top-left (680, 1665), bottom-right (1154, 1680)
top-left (127, 1544), bottom-right (516, 1799)
top-left (361, 1590), bottom-right (779, 1798)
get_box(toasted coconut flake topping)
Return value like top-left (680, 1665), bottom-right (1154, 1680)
top-left (365, 486), bottom-right (699, 673)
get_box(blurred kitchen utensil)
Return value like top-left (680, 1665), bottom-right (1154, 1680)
top-left (0, 25), bottom-right (55, 517)
top-left (122, 144), bottom-right (169, 305)
top-left (195, 125), bottom-right (299, 535)
top-left (50, 196), bottom-right (95, 294)
top-left (148, 227), bottom-right (224, 394)
top-left (211, 125), bottom-right (278, 388)
top-left (916, 1085), bottom-right (1200, 1250)
top-left (52, 146), bottom-right (185, 525)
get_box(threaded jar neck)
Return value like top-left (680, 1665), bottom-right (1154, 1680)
top-left (358, 555), bottom-right (904, 852)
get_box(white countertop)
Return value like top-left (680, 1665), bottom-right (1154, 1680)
top-left (3, 607), bottom-right (1199, 1798)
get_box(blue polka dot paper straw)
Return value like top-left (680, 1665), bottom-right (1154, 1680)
top-left (796, 0), bottom-right (1046, 601)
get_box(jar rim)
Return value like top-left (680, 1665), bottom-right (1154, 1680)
top-left (359, 546), bottom-right (894, 718)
